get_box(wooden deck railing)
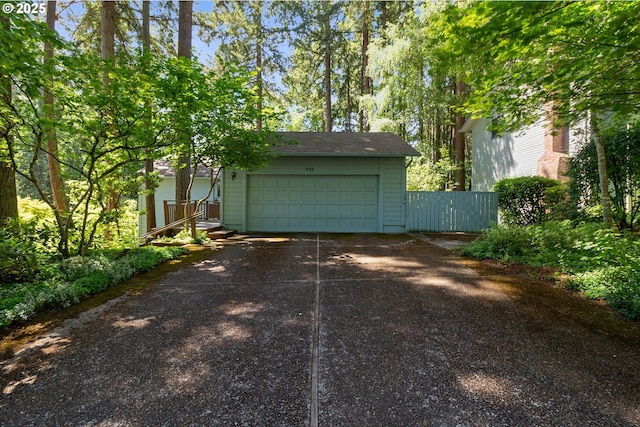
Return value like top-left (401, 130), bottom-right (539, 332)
top-left (163, 200), bottom-right (219, 225)
top-left (140, 211), bottom-right (205, 242)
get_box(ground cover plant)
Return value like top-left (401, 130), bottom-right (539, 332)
top-left (0, 199), bottom-right (187, 329)
top-left (461, 221), bottom-right (640, 321)
top-left (0, 243), bottom-right (186, 329)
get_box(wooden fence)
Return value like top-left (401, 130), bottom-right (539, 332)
top-left (406, 191), bottom-right (498, 233)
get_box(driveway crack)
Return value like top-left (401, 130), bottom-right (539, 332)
top-left (309, 233), bottom-right (320, 427)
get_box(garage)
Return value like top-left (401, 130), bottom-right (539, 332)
top-left (247, 175), bottom-right (378, 232)
top-left (221, 132), bottom-right (420, 234)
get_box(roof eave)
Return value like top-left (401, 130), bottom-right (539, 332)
top-left (271, 152), bottom-right (420, 158)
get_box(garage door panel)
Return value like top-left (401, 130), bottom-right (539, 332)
top-left (288, 204), bottom-right (301, 216)
top-left (288, 190), bottom-right (300, 201)
top-left (314, 204), bottom-right (327, 217)
top-left (338, 204), bottom-right (352, 216)
top-left (247, 175), bottom-right (378, 232)
top-left (276, 204), bottom-right (289, 217)
top-left (276, 217), bottom-right (288, 229)
top-left (300, 204), bottom-right (314, 216)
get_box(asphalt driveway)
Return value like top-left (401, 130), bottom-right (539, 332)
top-left (1, 234), bottom-right (640, 426)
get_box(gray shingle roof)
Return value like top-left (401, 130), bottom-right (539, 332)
top-left (273, 132), bottom-right (420, 157)
top-left (153, 158), bottom-right (219, 178)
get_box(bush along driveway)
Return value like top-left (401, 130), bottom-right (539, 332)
top-left (1, 233), bottom-right (639, 426)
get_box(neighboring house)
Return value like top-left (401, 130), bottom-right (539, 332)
top-left (138, 159), bottom-right (220, 235)
top-left (461, 114), bottom-right (588, 191)
top-left (221, 132), bottom-right (420, 233)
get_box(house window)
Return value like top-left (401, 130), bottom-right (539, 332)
top-left (491, 114), bottom-right (504, 138)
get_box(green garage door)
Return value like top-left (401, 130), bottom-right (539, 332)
top-left (247, 175), bottom-right (378, 232)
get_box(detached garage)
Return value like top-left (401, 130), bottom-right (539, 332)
top-left (221, 132), bottom-right (420, 233)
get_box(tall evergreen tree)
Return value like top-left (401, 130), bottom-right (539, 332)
top-left (283, 1), bottom-right (346, 131)
top-left (196, 1), bottom-right (290, 131)
top-left (175, 0), bottom-right (192, 210)
top-left (45, 1), bottom-right (70, 219)
top-left (142, 0), bottom-right (157, 232)
top-left (0, 15), bottom-right (17, 221)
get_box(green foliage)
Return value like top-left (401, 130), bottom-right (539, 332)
top-left (156, 229), bottom-right (210, 245)
top-left (493, 176), bottom-right (567, 226)
top-left (461, 221), bottom-right (640, 321)
top-left (0, 246), bottom-right (186, 328)
top-left (2, 14), bottom-right (273, 256)
top-left (0, 219), bottom-right (40, 284)
top-left (1, 195), bottom-right (185, 327)
top-left (406, 150), bottom-right (457, 191)
top-left (459, 225), bottom-right (532, 261)
top-left (428, 2), bottom-right (640, 131)
top-left (567, 115), bottom-right (640, 231)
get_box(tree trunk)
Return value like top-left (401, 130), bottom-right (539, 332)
top-left (345, 62), bottom-right (352, 132)
top-left (45, 1), bottom-right (69, 217)
top-left (255, 1), bottom-right (263, 132)
top-left (101, 1), bottom-right (118, 215)
top-left (101, 1), bottom-right (115, 80)
top-left (592, 118), bottom-right (615, 229)
top-left (178, 1), bottom-right (193, 58)
top-left (453, 79), bottom-right (466, 191)
top-left (0, 161), bottom-right (18, 221)
top-left (176, 0), bottom-right (192, 218)
top-left (323, 15), bottom-right (332, 132)
top-left (380, 1), bottom-right (388, 34)
top-left (0, 16), bottom-right (17, 221)
top-left (142, 0), bottom-right (156, 232)
top-left (359, 4), bottom-right (371, 132)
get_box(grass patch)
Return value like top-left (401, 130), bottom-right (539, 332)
top-left (0, 246), bottom-right (187, 329)
top-left (461, 221), bottom-right (640, 321)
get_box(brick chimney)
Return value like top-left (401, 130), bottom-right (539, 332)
top-left (537, 103), bottom-right (570, 181)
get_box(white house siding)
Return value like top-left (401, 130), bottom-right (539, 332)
top-left (222, 156), bottom-right (409, 233)
top-left (470, 118), bottom-right (545, 191)
top-left (138, 177), bottom-right (218, 235)
top-left (468, 118), bottom-right (493, 192)
top-left (568, 118), bottom-right (591, 156)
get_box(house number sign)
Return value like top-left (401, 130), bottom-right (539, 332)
top-left (305, 167), bottom-right (315, 172)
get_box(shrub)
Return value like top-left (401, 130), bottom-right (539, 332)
top-left (157, 228), bottom-right (210, 245)
top-left (566, 114), bottom-right (640, 232)
top-left (0, 246), bottom-right (187, 328)
top-left (459, 225), bottom-right (532, 260)
top-left (493, 176), bottom-right (567, 226)
top-left (462, 221), bottom-right (640, 321)
top-left (0, 219), bottom-right (41, 284)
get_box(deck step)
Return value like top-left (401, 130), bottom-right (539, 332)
top-left (207, 229), bottom-right (237, 240)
